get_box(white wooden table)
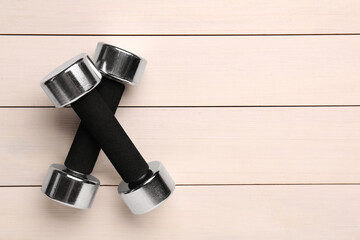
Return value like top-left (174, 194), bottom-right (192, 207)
top-left (0, 1), bottom-right (359, 239)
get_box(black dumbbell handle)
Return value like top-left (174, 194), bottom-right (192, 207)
top-left (71, 83), bottom-right (149, 184)
top-left (64, 77), bottom-right (124, 175)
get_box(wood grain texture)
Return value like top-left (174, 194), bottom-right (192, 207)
top-left (1, 0), bottom-right (360, 34)
top-left (1, 1), bottom-right (359, 238)
top-left (0, 186), bottom-right (359, 239)
top-left (1, 36), bottom-right (360, 106)
top-left (1, 107), bottom-right (359, 185)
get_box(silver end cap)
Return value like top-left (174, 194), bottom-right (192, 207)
top-left (118, 161), bottom-right (176, 215)
top-left (40, 53), bottom-right (102, 108)
top-left (93, 42), bottom-right (147, 86)
top-left (41, 164), bottom-right (100, 209)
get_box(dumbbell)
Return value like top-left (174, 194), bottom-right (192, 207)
top-left (41, 44), bottom-right (142, 209)
top-left (41, 44), bottom-right (175, 214)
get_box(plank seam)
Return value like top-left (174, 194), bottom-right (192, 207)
top-left (1, 105), bottom-right (360, 109)
top-left (1, 33), bottom-right (360, 37)
top-left (1, 183), bottom-right (360, 188)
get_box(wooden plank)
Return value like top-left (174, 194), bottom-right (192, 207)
top-left (1, 0), bottom-right (360, 34)
top-left (1, 107), bottom-right (360, 185)
top-left (1, 36), bottom-right (360, 106)
top-left (0, 186), bottom-right (359, 239)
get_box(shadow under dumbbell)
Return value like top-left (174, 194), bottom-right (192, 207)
top-left (42, 194), bottom-right (85, 220)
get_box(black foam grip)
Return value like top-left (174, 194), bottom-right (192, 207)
top-left (64, 77), bottom-right (125, 174)
top-left (71, 87), bottom-right (150, 183)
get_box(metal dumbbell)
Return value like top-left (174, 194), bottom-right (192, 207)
top-left (41, 44), bottom-right (175, 214)
top-left (41, 43), bottom-right (142, 209)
